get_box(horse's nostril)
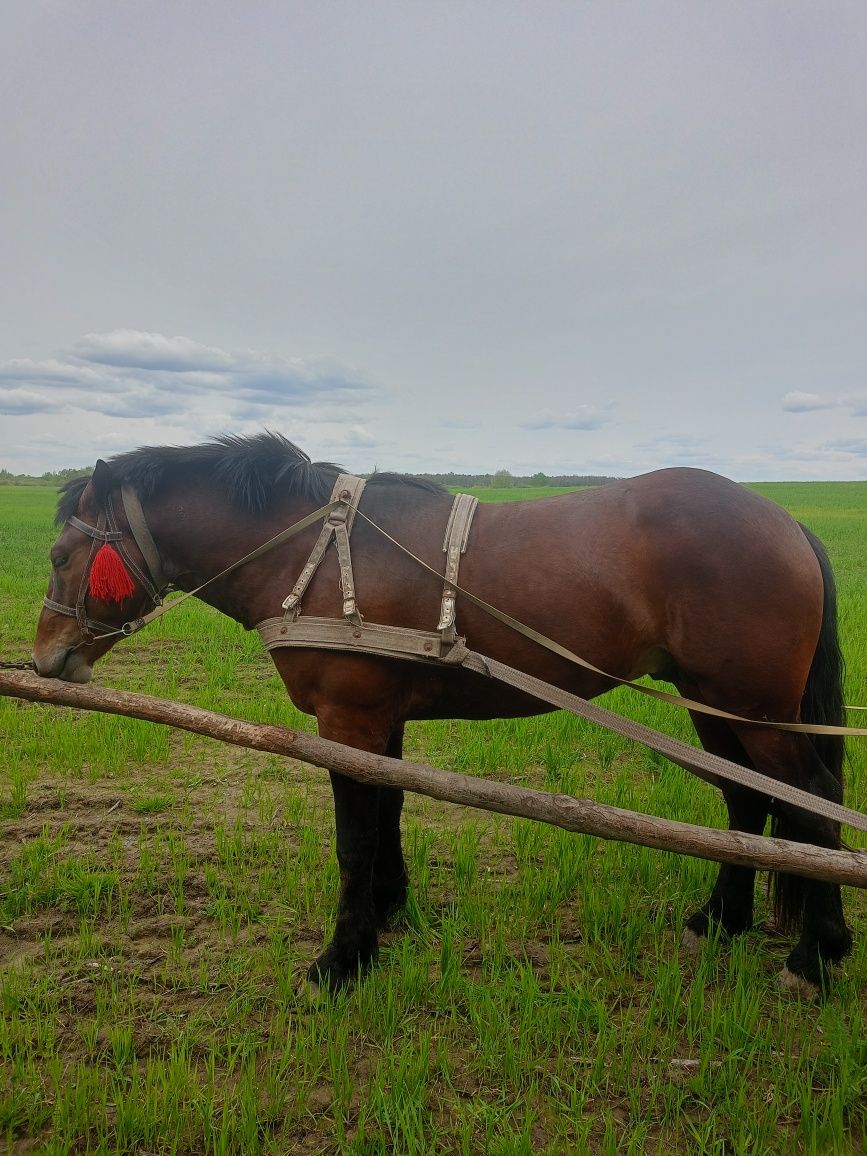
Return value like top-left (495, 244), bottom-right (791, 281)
top-left (32, 648), bottom-right (67, 678)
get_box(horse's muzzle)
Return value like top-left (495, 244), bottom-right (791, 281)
top-left (32, 644), bottom-right (94, 683)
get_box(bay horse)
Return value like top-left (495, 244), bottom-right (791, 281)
top-left (32, 433), bottom-right (852, 993)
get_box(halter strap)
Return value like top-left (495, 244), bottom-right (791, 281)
top-left (41, 598), bottom-right (119, 635)
top-left (44, 490), bottom-right (167, 643)
top-left (67, 516), bottom-right (123, 543)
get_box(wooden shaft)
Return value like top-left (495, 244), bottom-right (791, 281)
top-left (2, 669), bottom-right (866, 889)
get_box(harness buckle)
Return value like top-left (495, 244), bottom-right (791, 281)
top-left (327, 502), bottom-right (350, 527)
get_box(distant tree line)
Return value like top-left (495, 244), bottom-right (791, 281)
top-left (415, 468), bottom-right (618, 488)
top-left (1, 464), bottom-right (617, 489)
top-left (0, 466), bottom-right (91, 486)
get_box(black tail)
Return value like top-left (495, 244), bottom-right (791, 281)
top-left (796, 525), bottom-right (846, 782)
top-left (770, 524), bottom-right (846, 933)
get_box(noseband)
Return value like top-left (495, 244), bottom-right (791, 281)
top-left (44, 487), bottom-right (167, 643)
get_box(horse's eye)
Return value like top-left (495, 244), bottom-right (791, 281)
top-left (52, 554), bottom-right (69, 569)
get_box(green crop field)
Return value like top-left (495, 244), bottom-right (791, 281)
top-left (1, 481), bottom-right (865, 1154)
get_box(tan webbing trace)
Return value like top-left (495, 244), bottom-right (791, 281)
top-left (465, 652), bottom-right (867, 835)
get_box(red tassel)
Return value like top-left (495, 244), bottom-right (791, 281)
top-left (89, 544), bottom-right (135, 603)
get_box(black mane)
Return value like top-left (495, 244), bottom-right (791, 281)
top-left (56, 476), bottom-right (91, 524)
top-left (55, 432), bottom-right (443, 524)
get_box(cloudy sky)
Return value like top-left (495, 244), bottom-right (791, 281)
top-left (2, 2), bottom-right (865, 479)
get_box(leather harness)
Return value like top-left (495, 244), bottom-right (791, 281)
top-left (257, 474), bottom-right (479, 665)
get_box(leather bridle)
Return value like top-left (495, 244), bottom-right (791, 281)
top-left (44, 487), bottom-right (167, 644)
top-left (45, 487), bottom-right (344, 646)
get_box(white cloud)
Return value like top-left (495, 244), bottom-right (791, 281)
top-left (0, 388), bottom-right (59, 415)
top-left (344, 425), bottom-right (378, 447)
top-left (824, 437), bottom-right (867, 458)
top-left (522, 405), bottom-right (612, 431)
top-left (781, 391), bottom-right (836, 412)
top-left (0, 358), bottom-right (110, 388)
top-left (74, 330), bottom-right (237, 372)
top-left (0, 330), bottom-right (374, 423)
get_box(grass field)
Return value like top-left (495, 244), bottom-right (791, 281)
top-left (1, 480), bottom-right (865, 1154)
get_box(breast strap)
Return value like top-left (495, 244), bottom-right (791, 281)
top-left (260, 477), bottom-right (479, 662)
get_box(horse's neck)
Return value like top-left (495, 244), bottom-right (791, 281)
top-left (150, 488), bottom-right (316, 625)
top-left (151, 482), bottom-right (455, 627)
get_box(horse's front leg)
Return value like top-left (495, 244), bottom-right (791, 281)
top-left (308, 768), bottom-right (381, 990)
top-left (308, 712), bottom-right (399, 990)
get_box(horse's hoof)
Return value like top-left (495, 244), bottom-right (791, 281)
top-left (298, 976), bottom-right (323, 1003)
top-left (681, 928), bottom-right (705, 956)
top-left (306, 944), bottom-right (375, 992)
top-left (306, 960), bottom-right (353, 993)
top-left (777, 966), bottom-right (820, 999)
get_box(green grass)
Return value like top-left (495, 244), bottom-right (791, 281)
top-left (0, 481), bottom-right (865, 1154)
top-left (457, 485), bottom-right (586, 502)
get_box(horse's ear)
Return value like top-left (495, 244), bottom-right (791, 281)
top-left (90, 459), bottom-right (113, 503)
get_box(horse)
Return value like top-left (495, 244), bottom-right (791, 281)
top-left (31, 432), bottom-right (852, 994)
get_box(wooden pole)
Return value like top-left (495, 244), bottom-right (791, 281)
top-left (2, 669), bottom-right (866, 888)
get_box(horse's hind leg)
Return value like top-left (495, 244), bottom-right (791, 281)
top-left (682, 714), bottom-right (770, 949)
top-left (373, 726), bottom-right (409, 927)
top-left (732, 726), bottom-right (852, 992)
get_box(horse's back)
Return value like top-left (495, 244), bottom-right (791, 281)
top-left (456, 468), bottom-right (823, 714)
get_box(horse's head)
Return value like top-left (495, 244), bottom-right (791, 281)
top-left (33, 460), bottom-right (165, 682)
